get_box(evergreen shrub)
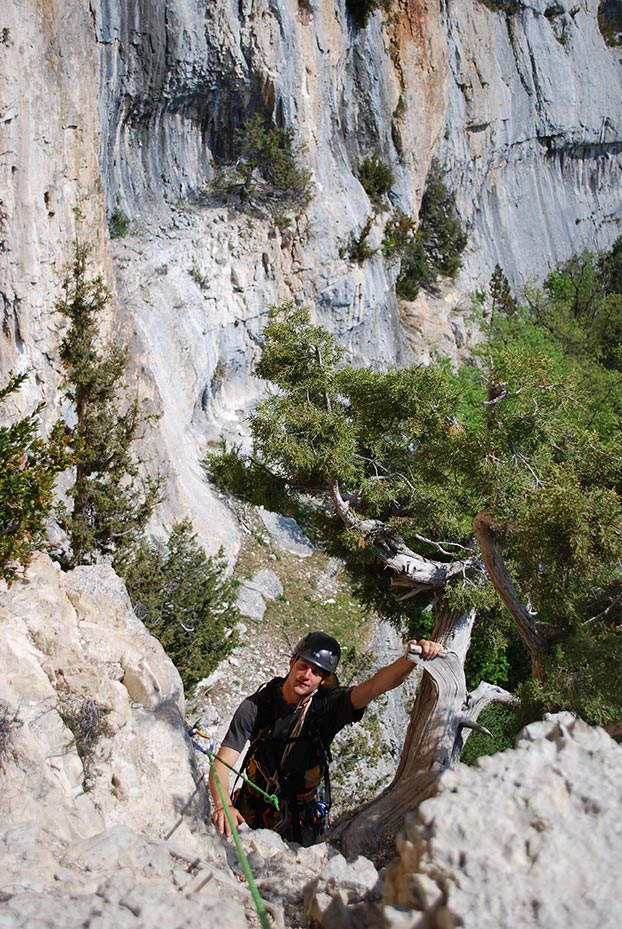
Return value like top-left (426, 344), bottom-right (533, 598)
top-left (108, 207), bottom-right (130, 239)
top-left (119, 520), bottom-right (240, 693)
top-left (56, 239), bottom-right (163, 568)
top-left (419, 158), bottom-right (467, 279)
top-left (0, 373), bottom-right (71, 583)
top-left (357, 154), bottom-right (394, 208)
top-left (212, 115), bottom-right (312, 213)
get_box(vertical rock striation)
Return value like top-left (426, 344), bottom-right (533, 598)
top-left (1, 1), bottom-right (621, 553)
top-left (438, 0), bottom-right (622, 288)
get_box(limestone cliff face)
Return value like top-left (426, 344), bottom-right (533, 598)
top-left (1, 0), bottom-right (621, 553)
top-left (438, 0), bottom-right (622, 289)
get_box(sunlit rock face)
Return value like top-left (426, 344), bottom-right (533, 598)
top-left (1, 1), bottom-right (621, 554)
top-left (437, 0), bottom-right (622, 291)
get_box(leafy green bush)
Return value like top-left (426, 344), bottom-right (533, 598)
top-left (118, 520), bottom-right (240, 693)
top-left (518, 623), bottom-right (622, 729)
top-left (205, 439), bottom-right (295, 512)
top-left (0, 372), bottom-right (71, 584)
top-left (419, 158), bottom-right (467, 279)
top-left (357, 154), bottom-right (394, 208)
top-left (382, 209), bottom-right (428, 299)
top-left (476, 1), bottom-right (521, 13)
top-left (342, 215), bottom-right (377, 264)
top-left (189, 264), bottom-right (209, 291)
top-left (108, 206), bottom-right (130, 239)
top-left (489, 264), bottom-right (517, 317)
top-left (381, 209), bottom-right (417, 259)
top-left (380, 163), bottom-right (466, 300)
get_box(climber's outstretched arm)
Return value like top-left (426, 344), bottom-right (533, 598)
top-left (350, 639), bottom-right (444, 711)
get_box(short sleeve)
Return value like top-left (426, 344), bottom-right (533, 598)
top-left (312, 686), bottom-right (365, 744)
top-left (220, 697), bottom-right (258, 753)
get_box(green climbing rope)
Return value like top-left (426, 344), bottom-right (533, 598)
top-left (189, 728), bottom-right (279, 811)
top-left (187, 725), bottom-right (274, 929)
top-left (208, 754), bottom-right (272, 929)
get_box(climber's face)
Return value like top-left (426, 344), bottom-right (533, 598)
top-left (282, 656), bottom-right (325, 705)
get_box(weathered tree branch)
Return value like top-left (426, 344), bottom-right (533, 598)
top-left (473, 510), bottom-right (549, 677)
top-left (329, 480), bottom-right (477, 591)
top-left (450, 681), bottom-right (519, 763)
top-left (329, 602), bottom-right (473, 857)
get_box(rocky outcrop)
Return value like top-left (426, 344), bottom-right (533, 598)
top-left (2, 558), bottom-right (621, 928)
top-left (382, 713), bottom-right (622, 929)
top-left (0, 554), bottom-right (203, 848)
top-left (0, 554), bottom-right (352, 928)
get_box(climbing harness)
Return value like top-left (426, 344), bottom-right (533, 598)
top-left (230, 681), bottom-right (334, 844)
top-left (186, 721), bottom-right (274, 929)
top-left (188, 719), bottom-right (280, 810)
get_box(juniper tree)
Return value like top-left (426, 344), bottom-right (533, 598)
top-left (212, 115), bottom-right (312, 213)
top-left (357, 153), bottom-right (394, 209)
top-left (211, 266), bottom-right (622, 853)
top-left (489, 264), bottom-right (517, 318)
top-left (419, 158), bottom-right (467, 280)
top-left (118, 519), bottom-right (240, 692)
top-left (56, 241), bottom-right (162, 568)
top-left (0, 372), bottom-right (71, 583)
top-left (378, 163), bottom-right (467, 301)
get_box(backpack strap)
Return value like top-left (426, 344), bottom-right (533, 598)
top-left (232, 678), bottom-right (282, 797)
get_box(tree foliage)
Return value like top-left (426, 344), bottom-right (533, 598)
top-left (212, 115), bottom-right (312, 213)
top-left (56, 240), bottom-right (162, 568)
top-left (382, 210), bottom-right (428, 301)
top-left (214, 245), bottom-right (622, 726)
top-left (379, 162), bottom-right (467, 300)
top-left (489, 264), bottom-right (517, 318)
top-left (419, 158), bottom-right (467, 281)
top-left (357, 153), bottom-right (394, 208)
top-left (0, 373), bottom-right (71, 583)
top-left (118, 520), bottom-right (240, 692)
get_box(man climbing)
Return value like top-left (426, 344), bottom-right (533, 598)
top-left (208, 630), bottom-right (444, 846)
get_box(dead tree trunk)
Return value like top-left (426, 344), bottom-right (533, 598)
top-left (325, 483), bottom-right (518, 858)
top-left (329, 600), bottom-right (514, 858)
top-left (473, 510), bottom-right (549, 678)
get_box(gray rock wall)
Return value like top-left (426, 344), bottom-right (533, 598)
top-left (383, 713), bottom-right (622, 929)
top-left (1, 1), bottom-right (621, 557)
top-left (438, 0), bottom-right (622, 290)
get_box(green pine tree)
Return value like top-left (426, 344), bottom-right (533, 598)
top-left (419, 159), bottom-right (467, 280)
top-left (56, 240), bottom-right (162, 568)
top-left (118, 520), bottom-right (240, 692)
top-left (489, 264), bottom-right (517, 318)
